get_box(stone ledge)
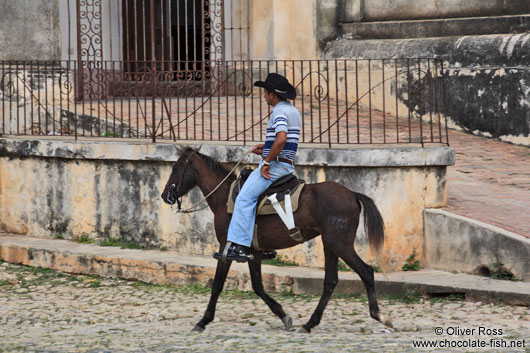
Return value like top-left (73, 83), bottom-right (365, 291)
top-left (340, 15), bottom-right (530, 40)
top-left (0, 137), bottom-right (455, 167)
top-left (1, 235), bottom-right (528, 306)
top-left (424, 209), bottom-right (530, 282)
top-left (325, 33), bottom-right (530, 67)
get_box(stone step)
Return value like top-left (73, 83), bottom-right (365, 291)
top-left (1, 234), bottom-right (529, 306)
top-left (424, 209), bottom-right (530, 282)
top-left (324, 33), bottom-right (530, 67)
top-left (340, 14), bottom-right (530, 40)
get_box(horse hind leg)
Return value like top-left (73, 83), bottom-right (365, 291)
top-left (248, 255), bottom-right (292, 330)
top-left (337, 246), bottom-right (393, 328)
top-left (299, 247), bottom-right (339, 333)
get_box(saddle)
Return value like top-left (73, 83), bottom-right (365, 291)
top-left (227, 168), bottom-right (306, 249)
top-left (226, 168), bottom-right (305, 216)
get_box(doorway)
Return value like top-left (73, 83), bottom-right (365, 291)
top-left (122, 0), bottom-right (210, 80)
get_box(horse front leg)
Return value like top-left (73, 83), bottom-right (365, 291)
top-left (193, 258), bottom-right (232, 332)
top-left (300, 247), bottom-right (339, 333)
top-left (248, 254), bottom-right (292, 330)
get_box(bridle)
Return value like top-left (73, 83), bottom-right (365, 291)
top-left (168, 149), bottom-right (253, 214)
top-left (168, 151), bottom-right (197, 211)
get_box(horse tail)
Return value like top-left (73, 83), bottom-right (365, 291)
top-left (352, 191), bottom-right (388, 280)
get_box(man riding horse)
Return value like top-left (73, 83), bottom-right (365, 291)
top-left (214, 73), bottom-right (301, 263)
top-left (161, 79), bottom-right (392, 330)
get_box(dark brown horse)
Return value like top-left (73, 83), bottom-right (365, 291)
top-left (161, 146), bottom-right (393, 332)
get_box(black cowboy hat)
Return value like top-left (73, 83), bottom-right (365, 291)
top-left (254, 73), bottom-right (296, 100)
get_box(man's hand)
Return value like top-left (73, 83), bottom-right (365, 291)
top-left (261, 164), bottom-right (271, 179)
top-left (252, 144), bottom-right (264, 155)
top-left (259, 131), bottom-right (287, 180)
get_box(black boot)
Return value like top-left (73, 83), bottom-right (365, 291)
top-left (214, 242), bottom-right (254, 263)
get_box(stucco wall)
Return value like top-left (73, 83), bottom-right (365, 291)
top-left (0, 0), bottom-right (331, 62)
top-left (0, 0), bottom-right (61, 61)
top-left (250, 0), bottom-right (318, 59)
top-left (0, 138), bottom-right (453, 271)
top-left (424, 209), bottom-right (530, 282)
top-left (249, 0), bottom-right (342, 59)
top-left (325, 33), bottom-right (530, 146)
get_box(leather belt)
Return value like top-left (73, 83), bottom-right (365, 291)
top-left (274, 156), bottom-right (294, 166)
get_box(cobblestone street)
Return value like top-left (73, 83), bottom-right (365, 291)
top-left (1, 262), bottom-right (528, 353)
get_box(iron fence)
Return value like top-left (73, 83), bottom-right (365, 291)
top-left (0, 58), bottom-right (448, 146)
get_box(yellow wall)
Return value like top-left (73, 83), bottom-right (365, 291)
top-left (0, 139), bottom-right (452, 272)
top-left (250, 0), bottom-right (318, 60)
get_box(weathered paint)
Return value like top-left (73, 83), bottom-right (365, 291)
top-left (0, 0), bottom-right (61, 60)
top-left (326, 33), bottom-right (530, 146)
top-left (0, 138), bottom-right (453, 271)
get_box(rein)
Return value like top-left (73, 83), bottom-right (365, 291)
top-left (173, 150), bottom-right (253, 214)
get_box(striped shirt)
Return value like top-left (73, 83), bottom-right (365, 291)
top-left (262, 101), bottom-right (302, 162)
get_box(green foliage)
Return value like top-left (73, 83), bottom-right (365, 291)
top-left (222, 288), bottom-right (257, 299)
top-left (73, 234), bottom-right (95, 244)
top-left (445, 293), bottom-right (466, 302)
top-left (0, 279), bottom-right (10, 286)
top-left (337, 260), bottom-right (380, 273)
top-left (26, 267), bottom-right (59, 276)
top-left (100, 238), bottom-right (146, 250)
top-left (100, 130), bottom-right (119, 137)
top-left (385, 289), bottom-right (422, 304)
top-left (371, 264), bottom-right (382, 273)
top-left (180, 283), bottom-right (213, 296)
top-left (483, 247), bottom-right (520, 281)
top-left (488, 262), bottom-right (519, 281)
top-left (99, 238), bottom-right (121, 247)
top-left (85, 279), bottom-right (102, 288)
top-left (132, 281), bottom-right (213, 296)
top-left (332, 291), bottom-right (363, 300)
top-left (0, 264), bottom-right (76, 288)
top-left (119, 241), bottom-right (146, 250)
top-left (262, 255), bottom-right (298, 267)
top-left (430, 293), bottom-right (466, 305)
top-left (54, 233), bottom-right (64, 240)
top-left (402, 250), bottom-right (420, 271)
top-left (337, 260), bottom-right (351, 272)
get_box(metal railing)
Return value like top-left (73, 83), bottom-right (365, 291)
top-left (0, 58), bottom-right (448, 146)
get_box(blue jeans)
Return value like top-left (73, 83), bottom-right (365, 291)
top-left (227, 160), bottom-right (295, 247)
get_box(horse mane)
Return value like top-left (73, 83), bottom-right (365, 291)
top-left (182, 147), bottom-right (235, 181)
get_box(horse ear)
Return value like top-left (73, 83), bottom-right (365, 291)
top-left (194, 144), bottom-right (202, 153)
top-left (174, 145), bottom-right (182, 155)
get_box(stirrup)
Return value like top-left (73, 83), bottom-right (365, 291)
top-left (262, 250), bottom-right (277, 260)
top-left (213, 242), bottom-right (254, 263)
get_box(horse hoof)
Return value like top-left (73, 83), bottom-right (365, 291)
top-left (191, 325), bottom-right (205, 332)
top-left (297, 327), bottom-right (310, 334)
top-left (379, 314), bottom-right (394, 329)
top-left (282, 315), bottom-right (293, 331)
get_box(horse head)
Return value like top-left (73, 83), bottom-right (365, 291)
top-left (161, 146), bottom-right (200, 208)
